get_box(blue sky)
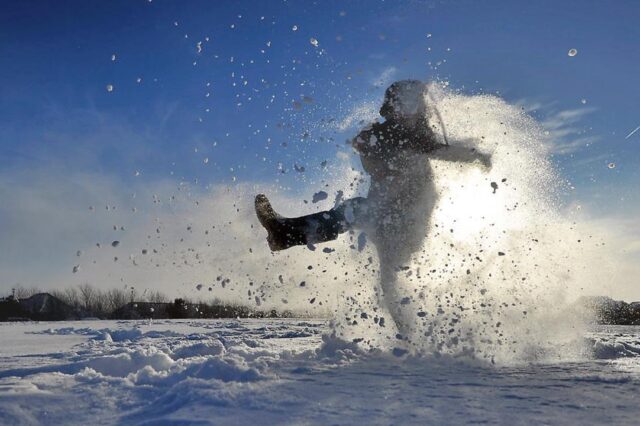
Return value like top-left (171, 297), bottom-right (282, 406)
top-left (1, 0), bottom-right (638, 298)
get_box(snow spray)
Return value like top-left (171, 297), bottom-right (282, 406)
top-left (326, 84), bottom-right (610, 364)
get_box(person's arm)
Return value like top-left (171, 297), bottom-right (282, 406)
top-left (429, 144), bottom-right (492, 169)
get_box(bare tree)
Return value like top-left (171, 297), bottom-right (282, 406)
top-left (92, 289), bottom-right (108, 317)
top-left (147, 290), bottom-right (168, 303)
top-left (106, 288), bottom-right (128, 312)
top-left (63, 287), bottom-right (81, 309)
top-left (50, 289), bottom-right (68, 305)
top-left (77, 283), bottom-right (96, 312)
top-left (13, 285), bottom-right (41, 299)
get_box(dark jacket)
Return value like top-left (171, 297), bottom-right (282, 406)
top-left (351, 120), bottom-right (442, 179)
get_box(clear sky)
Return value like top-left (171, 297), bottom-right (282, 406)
top-left (1, 0), bottom-right (638, 299)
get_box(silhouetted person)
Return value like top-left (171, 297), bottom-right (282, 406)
top-left (255, 80), bottom-right (491, 334)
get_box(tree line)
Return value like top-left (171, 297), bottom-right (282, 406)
top-left (10, 284), bottom-right (170, 318)
top-left (5, 284), bottom-right (295, 320)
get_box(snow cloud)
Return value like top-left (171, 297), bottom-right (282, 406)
top-left (0, 153), bottom-right (365, 313)
top-left (371, 66), bottom-right (398, 88)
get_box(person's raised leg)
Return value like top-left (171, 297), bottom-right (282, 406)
top-left (254, 194), bottom-right (368, 251)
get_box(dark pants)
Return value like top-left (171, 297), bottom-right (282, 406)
top-left (280, 197), bottom-right (368, 247)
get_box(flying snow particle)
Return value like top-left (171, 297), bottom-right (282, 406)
top-left (581, 99), bottom-right (587, 104)
top-left (111, 240), bottom-right (120, 247)
top-left (72, 265), bottom-right (80, 273)
top-left (203, 157), bottom-right (209, 164)
top-left (607, 162), bottom-right (616, 169)
top-left (196, 284), bottom-right (203, 291)
top-left (568, 48), bottom-right (578, 57)
top-left (111, 54), bottom-right (116, 61)
top-left (106, 84), bottom-right (114, 92)
top-left (312, 191), bottom-right (328, 203)
top-left (292, 25), bottom-right (298, 31)
top-left (310, 37), bottom-right (319, 47)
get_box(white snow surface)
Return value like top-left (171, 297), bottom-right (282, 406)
top-left (1, 320), bottom-right (639, 425)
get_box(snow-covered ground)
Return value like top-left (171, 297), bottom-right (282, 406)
top-left (1, 319), bottom-right (639, 425)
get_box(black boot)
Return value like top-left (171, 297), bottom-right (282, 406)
top-left (255, 194), bottom-right (347, 251)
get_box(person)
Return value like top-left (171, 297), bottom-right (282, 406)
top-left (255, 80), bottom-right (491, 334)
